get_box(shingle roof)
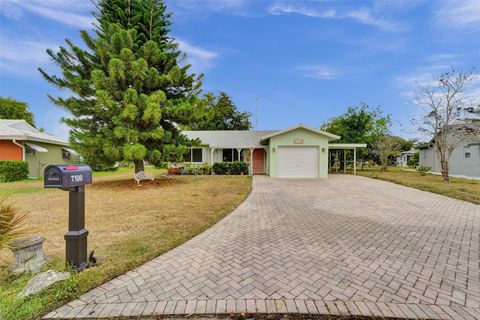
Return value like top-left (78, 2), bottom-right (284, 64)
top-left (0, 119), bottom-right (69, 146)
top-left (182, 130), bottom-right (277, 148)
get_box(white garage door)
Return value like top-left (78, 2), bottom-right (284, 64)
top-left (278, 146), bottom-right (319, 178)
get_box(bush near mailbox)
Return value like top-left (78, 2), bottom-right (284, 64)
top-left (0, 160), bottom-right (28, 182)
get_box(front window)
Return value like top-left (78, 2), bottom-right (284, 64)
top-left (184, 148), bottom-right (203, 163)
top-left (222, 149), bottom-right (241, 162)
top-left (465, 152), bottom-right (471, 159)
top-left (192, 148), bottom-right (202, 162)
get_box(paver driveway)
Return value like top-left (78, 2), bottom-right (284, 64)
top-left (46, 175), bottom-right (480, 319)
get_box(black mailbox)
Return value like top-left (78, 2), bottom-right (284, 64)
top-left (44, 164), bottom-right (93, 271)
top-left (44, 164), bottom-right (92, 189)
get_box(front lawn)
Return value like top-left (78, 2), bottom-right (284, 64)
top-left (356, 167), bottom-right (480, 205)
top-left (0, 169), bottom-right (251, 320)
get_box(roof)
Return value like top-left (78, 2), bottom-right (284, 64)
top-left (182, 130), bottom-right (277, 148)
top-left (0, 120), bottom-right (69, 146)
top-left (260, 124), bottom-right (340, 141)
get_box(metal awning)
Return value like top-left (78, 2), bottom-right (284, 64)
top-left (62, 147), bottom-right (79, 156)
top-left (25, 142), bottom-right (48, 152)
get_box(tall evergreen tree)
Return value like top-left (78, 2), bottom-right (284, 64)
top-left (39, 0), bottom-right (201, 172)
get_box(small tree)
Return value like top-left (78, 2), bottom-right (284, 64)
top-left (320, 104), bottom-right (391, 167)
top-left (188, 92), bottom-right (252, 130)
top-left (0, 97), bottom-right (36, 127)
top-left (371, 135), bottom-right (400, 171)
top-left (414, 69), bottom-right (479, 182)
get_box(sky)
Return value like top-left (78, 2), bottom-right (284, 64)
top-left (0, 0), bottom-right (479, 141)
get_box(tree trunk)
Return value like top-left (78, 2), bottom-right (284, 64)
top-left (440, 157), bottom-right (450, 183)
top-left (134, 160), bottom-right (145, 174)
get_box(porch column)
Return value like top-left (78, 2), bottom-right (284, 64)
top-left (210, 148), bottom-right (215, 166)
top-left (353, 148), bottom-right (357, 175)
top-left (343, 149), bottom-right (347, 174)
top-left (237, 148), bottom-right (241, 161)
top-left (249, 148), bottom-right (254, 175)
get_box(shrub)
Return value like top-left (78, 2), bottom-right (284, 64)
top-left (0, 197), bottom-right (28, 249)
top-left (408, 152), bottom-right (419, 167)
top-left (0, 161), bottom-right (28, 182)
top-left (213, 162), bottom-right (248, 175)
top-left (417, 165), bottom-right (431, 176)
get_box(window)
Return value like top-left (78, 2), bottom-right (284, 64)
top-left (62, 149), bottom-right (70, 160)
top-left (192, 148), bottom-right (202, 162)
top-left (222, 149), bottom-right (241, 162)
top-left (183, 148), bottom-right (203, 163)
top-left (465, 152), bottom-right (471, 159)
top-left (25, 147), bottom-right (35, 155)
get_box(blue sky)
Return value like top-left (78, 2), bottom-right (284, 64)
top-left (0, 0), bottom-right (479, 141)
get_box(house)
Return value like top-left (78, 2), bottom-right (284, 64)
top-left (183, 124), bottom-right (366, 178)
top-left (395, 149), bottom-right (417, 168)
top-left (0, 119), bottom-right (80, 178)
top-left (418, 125), bottom-right (480, 179)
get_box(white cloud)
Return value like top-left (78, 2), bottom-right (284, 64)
top-left (0, 0), bottom-right (94, 28)
top-left (268, 4), bottom-right (336, 18)
top-left (0, 38), bottom-right (58, 75)
top-left (296, 65), bottom-right (340, 80)
top-left (436, 0), bottom-right (480, 30)
top-left (176, 39), bottom-right (220, 73)
top-left (267, 2), bottom-right (406, 32)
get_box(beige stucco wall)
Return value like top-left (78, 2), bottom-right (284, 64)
top-left (268, 128), bottom-right (329, 178)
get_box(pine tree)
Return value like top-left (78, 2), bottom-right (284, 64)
top-left (39, 0), bottom-right (202, 172)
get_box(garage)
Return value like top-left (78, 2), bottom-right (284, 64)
top-left (278, 146), bottom-right (319, 178)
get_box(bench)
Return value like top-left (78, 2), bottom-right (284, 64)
top-left (134, 171), bottom-right (155, 185)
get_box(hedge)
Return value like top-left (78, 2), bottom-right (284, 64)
top-left (212, 161), bottom-right (249, 175)
top-left (0, 161), bottom-right (29, 182)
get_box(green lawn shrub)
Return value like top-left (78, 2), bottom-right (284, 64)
top-left (0, 161), bottom-right (28, 182)
top-left (213, 162), bottom-right (248, 175)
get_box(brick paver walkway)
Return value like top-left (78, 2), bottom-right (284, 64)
top-left (45, 175), bottom-right (480, 319)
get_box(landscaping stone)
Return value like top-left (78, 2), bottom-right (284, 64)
top-left (10, 235), bottom-right (48, 273)
top-left (17, 270), bottom-right (71, 298)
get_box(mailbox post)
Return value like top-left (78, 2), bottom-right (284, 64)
top-left (44, 164), bottom-right (92, 271)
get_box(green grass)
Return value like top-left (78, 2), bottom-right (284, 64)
top-left (356, 166), bottom-right (480, 205)
top-left (0, 169), bottom-right (251, 320)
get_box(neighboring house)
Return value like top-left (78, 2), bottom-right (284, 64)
top-left (0, 119), bottom-right (80, 178)
top-left (418, 126), bottom-right (480, 179)
top-left (183, 124), bottom-right (366, 178)
top-left (395, 149), bottom-right (417, 168)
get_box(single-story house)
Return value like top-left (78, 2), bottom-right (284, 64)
top-left (0, 119), bottom-right (80, 178)
top-left (183, 124), bottom-right (366, 178)
top-left (395, 149), bottom-right (417, 168)
top-left (418, 125), bottom-right (480, 179)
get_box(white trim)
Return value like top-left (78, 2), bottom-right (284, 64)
top-left (62, 147), bottom-right (79, 156)
top-left (260, 124), bottom-right (340, 141)
top-left (328, 143), bottom-right (367, 149)
top-left (12, 140), bottom-right (25, 160)
top-left (25, 142), bottom-right (48, 152)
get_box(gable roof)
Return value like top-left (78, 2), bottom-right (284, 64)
top-left (260, 124), bottom-right (340, 141)
top-left (0, 120), bottom-right (69, 146)
top-left (182, 130), bottom-right (276, 148)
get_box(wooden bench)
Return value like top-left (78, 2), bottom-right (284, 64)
top-left (134, 171), bottom-right (155, 185)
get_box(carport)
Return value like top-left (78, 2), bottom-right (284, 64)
top-left (328, 143), bottom-right (367, 175)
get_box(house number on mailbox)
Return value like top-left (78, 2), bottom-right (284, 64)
top-left (71, 175), bottom-right (83, 182)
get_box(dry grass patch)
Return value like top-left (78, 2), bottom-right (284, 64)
top-left (356, 167), bottom-right (480, 204)
top-left (0, 171), bottom-right (251, 320)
